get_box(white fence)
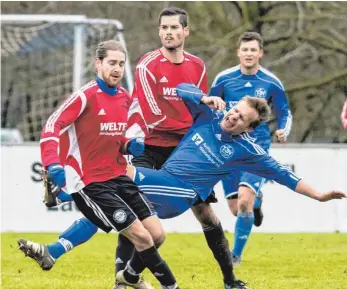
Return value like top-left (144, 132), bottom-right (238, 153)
top-left (1, 144), bottom-right (347, 233)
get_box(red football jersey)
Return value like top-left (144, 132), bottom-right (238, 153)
top-left (40, 80), bottom-right (132, 193)
top-left (132, 49), bottom-right (207, 147)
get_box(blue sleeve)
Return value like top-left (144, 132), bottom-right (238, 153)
top-left (176, 83), bottom-right (211, 119)
top-left (243, 154), bottom-right (301, 191)
top-left (209, 75), bottom-right (224, 99)
top-left (272, 84), bottom-right (292, 137)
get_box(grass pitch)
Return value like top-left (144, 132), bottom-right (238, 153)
top-left (1, 232), bottom-right (346, 289)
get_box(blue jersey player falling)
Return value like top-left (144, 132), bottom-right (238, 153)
top-left (209, 32), bottom-right (292, 264)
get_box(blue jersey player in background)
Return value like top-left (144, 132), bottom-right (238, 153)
top-left (209, 32), bottom-right (293, 265)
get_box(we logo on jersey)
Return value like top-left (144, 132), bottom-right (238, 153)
top-left (162, 87), bottom-right (180, 101)
top-left (163, 87), bottom-right (176, 95)
top-left (100, 122), bottom-right (127, 136)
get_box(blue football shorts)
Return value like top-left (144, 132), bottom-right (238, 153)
top-left (132, 166), bottom-right (200, 219)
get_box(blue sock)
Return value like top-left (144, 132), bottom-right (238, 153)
top-left (48, 218), bottom-right (98, 259)
top-left (57, 190), bottom-right (73, 203)
top-left (253, 196), bottom-right (261, 209)
top-left (232, 212), bottom-right (254, 258)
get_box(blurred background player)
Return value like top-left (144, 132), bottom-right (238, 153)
top-left (18, 40), bottom-right (182, 289)
top-left (210, 31), bottom-right (292, 265)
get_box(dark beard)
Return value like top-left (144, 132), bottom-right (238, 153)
top-left (164, 42), bottom-right (182, 51)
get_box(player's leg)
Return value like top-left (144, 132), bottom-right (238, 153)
top-left (231, 173), bottom-right (266, 265)
top-left (115, 145), bottom-right (171, 277)
top-left (191, 201), bottom-right (248, 289)
top-left (70, 180), bottom-right (159, 289)
top-left (222, 173), bottom-right (240, 217)
top-left (18, 190), bottom-right (98, 270)
top-left (96, 175), bottom-right (180, 289)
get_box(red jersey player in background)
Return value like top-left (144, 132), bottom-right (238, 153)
top-left (341, 93), bottom-right (347, 131)
top-left (116, 7), bottom-right (239, 289)
top-left (18, 40), bottom-right (182, 289)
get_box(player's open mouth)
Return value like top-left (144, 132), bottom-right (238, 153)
top-left (224, 117), bottom-right (235, 129)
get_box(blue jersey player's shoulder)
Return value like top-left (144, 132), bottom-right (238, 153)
top-left (233, 133), bottom-right (267, 156)
top-left (211, 65), bottom-right (242, 87)
top-left (257, 66), bottom-right (285, 91)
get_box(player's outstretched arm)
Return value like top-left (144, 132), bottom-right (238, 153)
top-left (295, 180), bottom-right (346, 202)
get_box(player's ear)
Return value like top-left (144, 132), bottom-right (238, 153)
top-left (259, 49), bottom-right (264, 58)
top-left (184, 26), bottom-right (189, 37)
top-left (95, 57), bottom-right (101, 68)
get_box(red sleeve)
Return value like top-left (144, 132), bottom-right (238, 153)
top-left (40, 91), bottom-right (87, 167)
top-left (132, 63), bottom-right (166, 128)
top-left (197, 62), bottom-right (208, 94)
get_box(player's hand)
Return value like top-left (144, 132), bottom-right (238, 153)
top-left (47, 163), bottom-right (66, 187)
top-left (275, 129), bottom-right (287, 143)
top-left (127, 138), bottom-right (145, 157)
top-left (201, 95), bottom-right (226, 111)
top-left (316, 190), bottom-right (346, 202)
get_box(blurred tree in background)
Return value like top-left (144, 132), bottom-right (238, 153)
top-left (2, 1), bottom-right (347, 142)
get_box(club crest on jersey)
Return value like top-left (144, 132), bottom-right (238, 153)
top-left (220, 144), bottom-right (234, 159)
top-left (113, 209), bottom-right (127, 223)
top-left (254, 88), bottom-right (267, 98)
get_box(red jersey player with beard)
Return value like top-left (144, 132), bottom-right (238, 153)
top-left (23, 40), bottom-right (183, 289)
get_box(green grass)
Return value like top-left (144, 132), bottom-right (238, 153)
top-left (1, 232), bottom-right (347, 289)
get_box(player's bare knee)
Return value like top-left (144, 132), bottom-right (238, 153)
top-left (141, 215), bottom-right (165, 247)
top-left (227, 198), bottom-right (238, 216)
top-left (153, 233), bottom-right (166, 248)
top-left (132, 229), bottom-right (154, 250)
top-left (122, 221), bottom-right (154, 250)
top-left (192, 203), bottom-right (219, 227)
top-left (238, 199), bottom-right (249, 213)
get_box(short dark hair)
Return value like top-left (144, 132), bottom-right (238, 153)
top-left (95, 40), bottom-right (127, 61)
top-left (237, 32), bottom-right (264, 50)
top-left (159, 7), bottom-right (188, 28)
top-left (242, 96), bottom-right (271, 129)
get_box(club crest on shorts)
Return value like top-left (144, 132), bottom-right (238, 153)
top-left (220, 144), bottom-right (234, 159)
top-left (113, 209), bottom-right (127, 223)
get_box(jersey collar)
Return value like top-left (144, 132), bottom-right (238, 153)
top-left (96, 77), bottom-right (118, 96)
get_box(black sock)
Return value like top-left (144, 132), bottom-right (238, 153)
top-left (203, 222), bottom-right (236, 283)
top-left (115, 234), bottom-right (135, 272)
top-left (136, 246), bottom-right (177, 287)
top-left (123, 248), bottom-right (146, 284)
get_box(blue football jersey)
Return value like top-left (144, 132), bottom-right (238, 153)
top-left (161, 83), bottom-right (300, 201)
top-left (209, 65), bottom-right (292, 145)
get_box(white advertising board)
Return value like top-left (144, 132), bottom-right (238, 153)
top-left (1, 144), bottom-right (346, 233)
